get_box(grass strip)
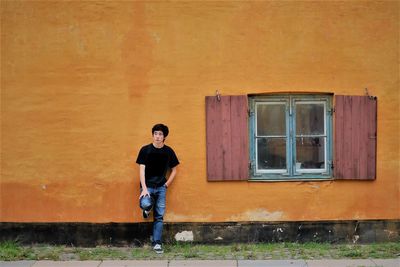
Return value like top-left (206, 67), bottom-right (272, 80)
top-left (1, 241), bottom-right (399, 261)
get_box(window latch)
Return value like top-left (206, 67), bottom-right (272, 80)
top-left (330, 161), bottom-right (334, 169)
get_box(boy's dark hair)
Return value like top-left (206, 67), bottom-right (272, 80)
top-left (152, 124), bottom-right (169, 138)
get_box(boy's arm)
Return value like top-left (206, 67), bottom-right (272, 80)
top-left (139, 164), bottom-right (150, 199)
top-left (165, 166), bottom-right (177, 188)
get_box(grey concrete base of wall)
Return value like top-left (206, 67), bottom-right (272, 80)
top-left (0, 220), bottom-right (399, 246)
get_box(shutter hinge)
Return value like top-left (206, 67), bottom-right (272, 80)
top-left (248, 108), bottom-right (254, 117)
top-left (249, 161), bottom-right (252, 170)
top-left (329, 108), bottom-right (335, 115)
top-left (331, 162), bottom-right (334, 170)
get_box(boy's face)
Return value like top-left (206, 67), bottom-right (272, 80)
top-left (152, 130), bottom-right (165, 144)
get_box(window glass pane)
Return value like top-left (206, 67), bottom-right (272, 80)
top-left (295, 137), bottom-right (325, 169)
top-left (257, 138), bottom-right (286, 170)
top-left (296, 103), bottom-right (324, 135)
top-left (257, 103), bottom-right (286, 136)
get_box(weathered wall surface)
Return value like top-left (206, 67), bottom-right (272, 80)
top-left (1, 1), bottom-right (399, 222)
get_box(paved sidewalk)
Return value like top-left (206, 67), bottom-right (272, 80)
top-left (1, 259), bottom-right (399, 267)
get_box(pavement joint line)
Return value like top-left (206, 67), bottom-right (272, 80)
top-left (369, 259), bottom-right (376, 266)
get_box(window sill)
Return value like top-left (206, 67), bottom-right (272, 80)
top-left (249, 176), bottom-right (333, 182)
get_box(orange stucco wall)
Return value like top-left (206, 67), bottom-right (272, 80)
top-left (1, 1), bottom-right (399, 223)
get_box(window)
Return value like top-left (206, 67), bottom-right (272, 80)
top-left (249, 95), bottom-right (333, 180)
top-left (205, 94), bottom-right (376, 182)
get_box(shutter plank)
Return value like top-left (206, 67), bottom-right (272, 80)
top-left (343, 96), bottom-right (353, 178)
top-left (206, 95), bottom-right (249, 181)
top-left (335, 95), bottom-right (345, 178)
top-left (351, 96), bottom-right (361, 178)
top-left (206, 96), bottom-right (223, 180)
top-left (334, 95), bottom-right (377, 180)
top-left (358, 97), bottom-right (368, 179)
top-left (221, 96), bottom-right (232, 179)
top-left (367, 98), bottom-right (377, 179)
top-left (230, 95), bottom-right (249, 180)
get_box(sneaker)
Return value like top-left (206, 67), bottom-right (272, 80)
top-left (142, 209), bottom-right (151, 219)
top-left (153, 244), bottom-right (163, 254)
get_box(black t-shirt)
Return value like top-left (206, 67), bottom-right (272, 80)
top-left (136, 143), bottom-right (179, 188)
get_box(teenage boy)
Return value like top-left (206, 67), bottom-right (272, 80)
top-left (136, 123), bottom-right (179, 254)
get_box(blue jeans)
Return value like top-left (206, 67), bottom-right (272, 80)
top-left (139, 185), bottom-right (167, 245)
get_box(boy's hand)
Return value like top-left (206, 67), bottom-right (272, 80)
top-left (139, 188), bottom-right (150, 199)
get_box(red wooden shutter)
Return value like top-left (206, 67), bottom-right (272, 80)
top-left (205, 95), bottom-right (249, 181)
top-left (334, 95), bottom-right (377, 180)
